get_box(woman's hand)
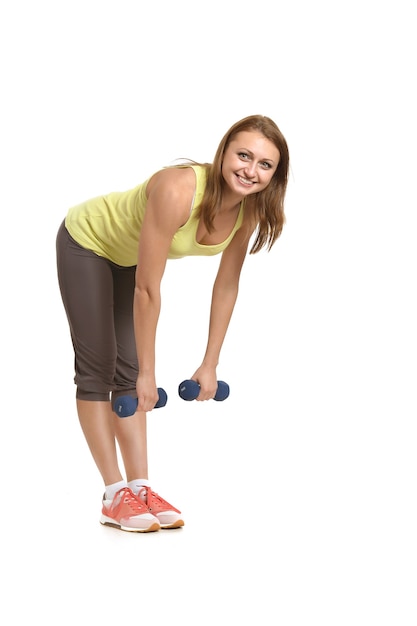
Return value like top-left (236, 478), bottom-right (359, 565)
top-left (189, 365), bottom-right (218, 401)
top-left (136, 373), bottom-right (159, 412)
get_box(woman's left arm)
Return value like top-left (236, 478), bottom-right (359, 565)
top-left (191, 225), bottom-right (254, 399)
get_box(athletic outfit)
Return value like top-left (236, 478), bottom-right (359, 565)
top-left (56, 164), bottom-right (244, 531)
top-left (56, 165), bottom-right (244, 405)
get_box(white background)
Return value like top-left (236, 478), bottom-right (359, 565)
top-left (1, 1), bottom-right (416, 624)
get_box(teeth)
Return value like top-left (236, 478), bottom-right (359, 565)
top-left (238, 175), bottom-right (253, 184)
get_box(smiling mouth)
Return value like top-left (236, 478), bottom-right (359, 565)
top-left (236, 174), bottom-right (255, 186)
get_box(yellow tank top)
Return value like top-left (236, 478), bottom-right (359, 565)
top-left (65, 165), bottom-right (244, 266)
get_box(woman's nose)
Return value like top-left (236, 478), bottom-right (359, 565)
top-left (243, 162), bottom-right (256, 177)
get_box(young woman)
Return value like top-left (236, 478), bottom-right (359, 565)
top-left (56, 114), bottom-right (290, 532)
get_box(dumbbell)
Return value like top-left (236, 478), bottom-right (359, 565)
top-left (114, 387), bottom-right (167, 418)
top-left (178, 379), bottom-right (230, 402)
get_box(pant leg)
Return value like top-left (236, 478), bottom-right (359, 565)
top-left (111, 261), bottom-right (139, 406)
top-left (56, 221), bottom-right (118, 400)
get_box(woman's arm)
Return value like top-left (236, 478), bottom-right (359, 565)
top-left (191, 223), bottom-right (254, 400)
top-left (134, 167), bottom-right (195, 411)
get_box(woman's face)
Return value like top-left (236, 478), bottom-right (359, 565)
top-left (221, 130), bottom-right (280, 197)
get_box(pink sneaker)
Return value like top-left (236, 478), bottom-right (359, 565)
top-left (100, 487), bottom-right (160, 532)
top-left (138, 487), bottom-right (184, 529)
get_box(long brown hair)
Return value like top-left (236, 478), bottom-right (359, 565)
top-left (191, 115), bottom-right (290, 253)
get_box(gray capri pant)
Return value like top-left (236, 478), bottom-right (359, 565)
top-left (56, 221), bottom-right (138, 406)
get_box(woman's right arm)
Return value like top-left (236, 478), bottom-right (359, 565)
top-left (133, 167), bottom-right (194, 412)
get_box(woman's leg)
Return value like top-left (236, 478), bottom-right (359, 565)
top-left (112, 410), bottom-right (148, 481)
top-left (109, 263), bottom-right (184, 528)
top-left (56, 222), bottom-right (124, 486)
top-left (77, 400), bottom-right (124, 486)
top-left (110, 263), bottom-right (149, 480)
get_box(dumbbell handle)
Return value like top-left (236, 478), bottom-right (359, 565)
top-left (114, 387), bottom-right (167, 418)
top-left (178, 379), bottom-right (230, 402)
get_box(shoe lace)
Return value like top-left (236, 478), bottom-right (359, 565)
top-left (139, 486), bottom-right (160, 502)
top-left (138, 487), bottom-right (169, 509)
top-left (116, 487), bottom-right (146, 513)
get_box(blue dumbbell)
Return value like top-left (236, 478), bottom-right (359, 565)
top-left (114, 387), bottom-right (167, 417)
top-left (178, 380), bottom-right (230, 402)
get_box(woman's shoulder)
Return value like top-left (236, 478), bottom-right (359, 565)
top-left (146, 165), bottom-right (197, 197)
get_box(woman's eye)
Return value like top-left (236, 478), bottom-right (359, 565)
top-left (238, 152), bottom-right (249, 159)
